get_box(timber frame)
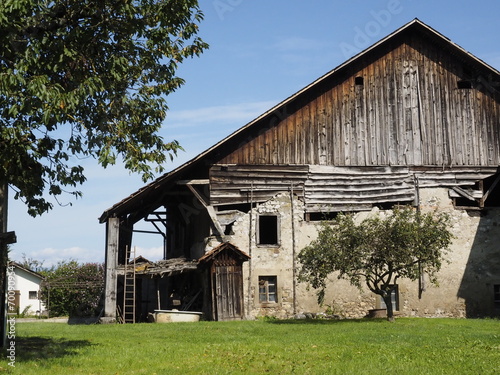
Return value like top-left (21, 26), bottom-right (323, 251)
top-left (100, 19), bottom-right (500, 321)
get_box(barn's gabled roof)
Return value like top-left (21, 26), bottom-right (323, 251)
top-left (99, 18), bottom-right (500, 223)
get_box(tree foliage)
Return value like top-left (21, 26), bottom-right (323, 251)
top-left (40, 260), bottom-right (104, 317)
top-left (18, 252), bottom-right (46, 273)
top-left (298, 207), bottom-right (454, 320)
top-left (0, 0), bottom-right (208, 216)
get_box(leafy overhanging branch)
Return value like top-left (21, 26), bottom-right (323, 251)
top-left (0, 0), bottom-right (208, 216)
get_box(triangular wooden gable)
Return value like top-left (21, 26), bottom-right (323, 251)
top-left (215, 23), bottom-right (500, 168)
top-left (198, 242), bottom-right (250, 266)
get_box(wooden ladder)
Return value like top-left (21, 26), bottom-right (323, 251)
top-left (123, 246), bottom-right (136, 324)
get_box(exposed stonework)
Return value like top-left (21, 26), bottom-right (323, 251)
top-left (221, 188), bottom-right (500, 319)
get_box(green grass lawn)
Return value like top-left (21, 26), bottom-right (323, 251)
top-left (1, 318), bottom-right (499, 374)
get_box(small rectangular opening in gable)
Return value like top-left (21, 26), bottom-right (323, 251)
top-left (457, 80), bottom-right (473, 89)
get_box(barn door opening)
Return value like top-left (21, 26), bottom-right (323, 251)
top-left (212, 263), bottom-right (244, 321)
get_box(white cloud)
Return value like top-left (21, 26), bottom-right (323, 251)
top-left (133, 246), bottom-right (164, 262)
top-left (165, 100), bottom-right (277, 129)
top-left (35, 247), bottom-right (103, 267)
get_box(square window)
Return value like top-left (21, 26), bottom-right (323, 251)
top-left (379, 285), bottom-right (399, 311)
top-left (258, 215), bottom-right (279, 245)
top-left (259, 276), bottom-right (277, 303)
top-left (29, 291), bottom-right (38, 300)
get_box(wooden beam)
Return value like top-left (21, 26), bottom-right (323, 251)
top-left (185, 185), bottom-right (224, 237)
top-left (103, 217), bottom-right (119, 321)
top-left (448, 189), bottom-right (482, 199)
top-left (186, 184), bottom-right (209, 207)
top-left (176, 179), bottom-right (210, 185)
top-left (0, 231), bottom-right (16, 245)
top-left (451, 187), bottom-right (477, 202)
top-left (206, 205), bottom-right (225, 237)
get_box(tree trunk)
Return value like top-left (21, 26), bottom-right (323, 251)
top-left (382, 294), bottom-right (395, 322)
top-left (0, 183), bottom-right (8, 347)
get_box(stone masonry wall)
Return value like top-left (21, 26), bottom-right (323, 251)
top-left (216, 188), bottom-right (500, 319)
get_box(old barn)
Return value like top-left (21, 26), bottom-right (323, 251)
top-left (100, 19), bottom-right (500, 322)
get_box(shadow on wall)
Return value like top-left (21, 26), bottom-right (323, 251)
top-left (457, 209), bottom-right (500, 318)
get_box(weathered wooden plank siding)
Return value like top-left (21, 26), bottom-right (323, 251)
top-left (210, 164), bottom-right (498, 211)
top-left (209, 165), bottom-right (308, 206)
top-left (304, 165), bottom-right (415, 212)
top-left (217, 34), bottom-right (500, 167)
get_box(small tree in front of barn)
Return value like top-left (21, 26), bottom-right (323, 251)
top-left (298, 207), bottom-right (453, 321)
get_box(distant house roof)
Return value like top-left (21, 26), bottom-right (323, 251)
top-left (99, 18), bottom-right (500, 224)
top-left (9, 262), bottom-right (45, 280)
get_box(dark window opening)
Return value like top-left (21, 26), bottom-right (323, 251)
top-left (258, 215), bottom-right (279, 245)
top-left (217, 203), bottom-right (252, 213)
top-left (259, 276), bottom-right (277, 303)
top-left (457, 80), bottom-right (473, 89)
top-left (29, 291), bottom-right (38, 300)
top-left (307, 212), bottom-right (341, 222)
top-left (375, 202), bottom-right (411, 211)
top-left (224, 222), bottom-right (234, 235)
top-left (453, 196), bottom-right (479, 209)
top-left (355, 76), bottom-right (364, 86)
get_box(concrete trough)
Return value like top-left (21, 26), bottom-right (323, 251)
top-left (153, 309), bottom-right (202, 323)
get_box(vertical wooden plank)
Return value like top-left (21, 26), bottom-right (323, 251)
top-left (410, 53), bottom-right (422, 165)
top-left (297, 107), bottom-right (305, 164)
top-left (318, 93), bottom-right (328, 165)
top-left (324, 88), bottom-right (333, 165)
top-left (441, 53), bottom-right (452, 165)
top-left (333, 85), bottom-right (342, 165)
top-left (376, 54), bottom-right (386, 165)
top-left (387, 48), bottom-right (398, 165)
top-left (104, 217), bottom-right (119, 320)
top-left (355, 70), bottom-right (366, 166)
top-left (402, 43), bottom-right (413, 165)
top-left (289, 114), bottom-right (297, 164)
top-left (308, 100), bottom-right (317, 164)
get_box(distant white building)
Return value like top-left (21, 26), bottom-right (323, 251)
top-left (8, 262), bottom-right (46, 315)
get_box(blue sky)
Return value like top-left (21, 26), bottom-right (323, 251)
top-left (9, 0), bottom-right (500, 267)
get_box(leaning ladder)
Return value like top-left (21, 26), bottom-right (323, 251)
top-left (123, 246), bottom-right (136, 324)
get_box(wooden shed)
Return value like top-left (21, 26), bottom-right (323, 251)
top-left (198, 243), bottom-right (250, 321)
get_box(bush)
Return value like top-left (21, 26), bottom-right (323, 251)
top-left (40, 260), bottom-right (104, 317)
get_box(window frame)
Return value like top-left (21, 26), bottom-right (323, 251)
top-left (258, 276), bottom-right (278, 305)
top-left (28, 291), bottom-right (38, 300)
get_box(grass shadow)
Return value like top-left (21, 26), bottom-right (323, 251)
top-left (263, 318), bottom-right (389, 325)
top-left (16, 336), bottom-right (93, 362)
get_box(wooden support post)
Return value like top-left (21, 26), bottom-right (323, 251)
top-left (0, 183), bottom-right (15, 347)
top-left (103, 217), bottom-right (120, 322)
top-left (480, 175), bottom-right (500, 208)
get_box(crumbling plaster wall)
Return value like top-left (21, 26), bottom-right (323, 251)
top-left (218, 187), bottom-right (500, 319)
